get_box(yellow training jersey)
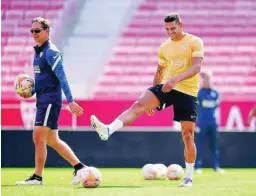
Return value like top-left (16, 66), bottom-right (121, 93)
top-left (158, 33), bottom-right (204, 97)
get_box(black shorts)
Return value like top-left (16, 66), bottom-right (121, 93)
top-left (35, 103), bottom-right (62, 129)
top-left (148, 84), bottom-right (198, 122)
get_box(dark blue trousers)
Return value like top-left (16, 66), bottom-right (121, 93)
top-left (195, 124), bottom-right (220, 170)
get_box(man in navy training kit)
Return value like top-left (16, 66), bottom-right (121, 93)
top-left (16, 17), bottom-right (86, 185)
top-left (194, 72), bottom-right (224, 174)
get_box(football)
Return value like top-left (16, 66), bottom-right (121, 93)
top-left (81, 166), bottom-right (102, 188)
top-left (167, 164), bottom-right (184, 180)
top-left (14, 74), bottom-right (34, 98)
top-left (142, 164), bottom-right (157, 180)
top-left (154, 163), bottom-right (168, 180)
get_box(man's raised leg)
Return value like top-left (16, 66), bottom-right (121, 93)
top-left (91, 90), bottom-right (160, 140)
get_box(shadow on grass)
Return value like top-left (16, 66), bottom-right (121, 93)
top-left (76, 185), bottom-right (143, 189)
top-left (2, 185), bottom-right (17, 187)
top-left (3, 185), bottom-right (145, 189)
top-left (2, 184), bottom-right (176, 189)
top-left (2, 184), bottom-right (71, 187)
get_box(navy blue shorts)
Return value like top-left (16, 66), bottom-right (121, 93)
top-left (35, 103), bottom-right (62, 129)
top-left (148, 84), bottom-right (198, 122)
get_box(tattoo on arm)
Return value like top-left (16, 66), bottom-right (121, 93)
top-left (153, 65), bottom-right (166, 86)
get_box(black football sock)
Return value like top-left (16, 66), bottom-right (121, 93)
top-left (33, 174), bottom-right (43, 181)
top-left (74, 163), bottom-right (85, 171)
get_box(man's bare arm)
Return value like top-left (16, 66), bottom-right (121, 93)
top-left (153, 65), bottom-right (167, 86)
top-left (175, 57), bottom-right (203, 82)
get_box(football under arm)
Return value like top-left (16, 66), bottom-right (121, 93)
top-left (153, 65), bottom-right (167, 86)
top-left (175, 57), bottom-right (203, 82)
top-left (46, 50), bottom-right (74, 102)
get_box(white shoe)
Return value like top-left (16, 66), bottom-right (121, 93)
top-left (179, 178), bottom-right (192, 187)
top-left (215, 168), bottom-right (225, 174)
top-left (16, 175), bottom-right (43, 185)
top-left (90, 115), bottom-right (109, 141)
top-left (195, 169), bottom-right (202, 174)
top-left (71, 167), bottom-right (87, 185)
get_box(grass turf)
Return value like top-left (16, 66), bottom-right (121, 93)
top-left (2, 168), bottom-right (256, 196)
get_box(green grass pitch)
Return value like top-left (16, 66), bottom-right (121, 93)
top-left (2, 168), bottom-right (256, 196)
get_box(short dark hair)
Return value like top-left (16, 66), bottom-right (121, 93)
top-left (31, 17), bottom-right (50, 31)
top-left (164, 13), bottom-right (181, 24)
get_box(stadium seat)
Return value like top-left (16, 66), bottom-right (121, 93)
top-left (92, 0), bottom-right (256, 100)
top-left (1, 0), bottom-right (68, 99)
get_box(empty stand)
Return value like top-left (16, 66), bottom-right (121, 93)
top-left (1, 0), bottom-right (68, 99)
top-left (92, 0), bottom-right (256, 100)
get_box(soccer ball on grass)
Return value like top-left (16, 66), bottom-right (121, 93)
top-left (167, 164), bottom-right (184, 180)
top-left (81, 166), bottom-right (102, 188)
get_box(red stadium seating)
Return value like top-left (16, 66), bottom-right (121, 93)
top-left (1, 0), bottom-right (67, 99)
top-left (92, 0), bottom-right (256, 100)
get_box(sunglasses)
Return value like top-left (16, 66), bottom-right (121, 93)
top-left (30, 29), bottom-right (43, 34)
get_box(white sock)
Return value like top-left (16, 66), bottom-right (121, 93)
top-left (108, 119), bottom-right (123, 135)
top-left (185, 162), bottom-right (194, 180)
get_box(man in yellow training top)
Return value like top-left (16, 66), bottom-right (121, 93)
top-left (90, 13), bottom-right (204, 187)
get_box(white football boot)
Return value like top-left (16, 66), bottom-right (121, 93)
top-left (215, 168), bottom-right (225, 174)
top-left (16, 175), bottom-right (43, 185)
top-left (179, 178), bottom-right (193, 187)
top-left (90, 115), bottom-right (110, 141)
top-left (195, 169), bottom-right (203, 174)
top-left (71, 167), bottom-right (87, 185)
